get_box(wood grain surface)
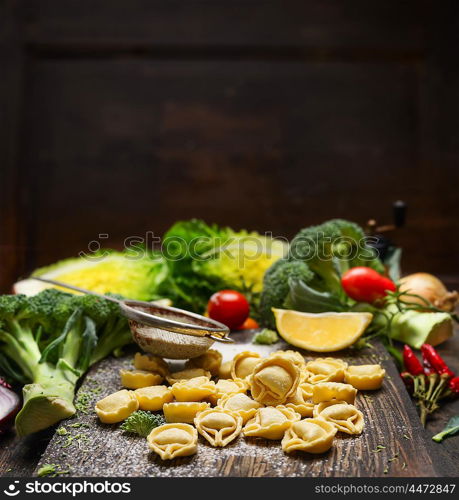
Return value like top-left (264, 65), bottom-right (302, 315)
top-left (31, 334), bottom-right (448, 477)
top-left (2, 1), bottom-right (459, 293)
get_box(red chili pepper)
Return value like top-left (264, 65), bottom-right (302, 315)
top-left (421, 344), bottom-right (455, 378)
top-left (402, 345), bottom-right (424, 376)
top-left (449, 376), bottom-right (459, 395)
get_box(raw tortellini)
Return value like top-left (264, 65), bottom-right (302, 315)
top-left (305, 358), bottom-right (347, 384)
top-left (120, 369), bottom-right (163, 389)
top-left (243, 406), bottom-right (301, 440)
top-left (195, 408), bottom-right (243, 447)
top-left (185, 349), bottom-right (222, 376)
top-left (133, 353), bottom-right (169, 377)
top-left (163, 402), bottom-right (210, 424)
top-left (314, 401), bottom-right (364, 435)
top-left (218, 361), bottom-right (233, 379)
top-left (171, 376), bottom-right (216, 402)
top-left (250, 352), bottom-right (301, 405)
top-left (166, 368), bottom-right (211, 385)
top-left (208, 378), bottom-right (248, 405)
top-left (344, 364), bottom-right (386, 390)
top-left (95, 390), bottom-right (139, 424)
top-left (217, 393), bottom-right (263, 424)
top-left (134, 385), bottom-right (173, 411)
top-left (273, 350), bottom-right (306, 370)
top-left (147, 423), bottom-right (198, 460)
top-left (231, 351), bottom-right (262, 380)
top-left (99, 347), bottom-right (385, 461)
top-left (282, 418), bottom-right (337, 454)
top-left (285, 386), bottom-right (314, 418)
top-left (312, 382), bottom-right (357, 404)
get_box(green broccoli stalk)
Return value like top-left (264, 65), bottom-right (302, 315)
top-left (0, 290), bottom-right (133, 436)
top-left (120, 411), bottom-right (165, 437)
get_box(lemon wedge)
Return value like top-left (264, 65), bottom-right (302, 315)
top-left (272, 309), bottom-right (373, 352)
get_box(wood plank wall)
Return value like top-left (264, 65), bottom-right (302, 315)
top-left (1, 0), bottom-right (458, 292)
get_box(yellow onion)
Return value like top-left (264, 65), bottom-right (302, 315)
top-left (399, 273), bottom-right (458, 312)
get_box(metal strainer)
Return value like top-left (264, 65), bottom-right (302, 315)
top-left (32, 277), bottom-right (232, 359)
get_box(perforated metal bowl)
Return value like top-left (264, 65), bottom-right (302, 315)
top-left (127, 303), bottom-right (230, 359)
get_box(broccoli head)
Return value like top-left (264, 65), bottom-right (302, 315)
top-left (259, 219), bottom-right (385, 328)
top-left (259, 259), bottom-right (314, 328)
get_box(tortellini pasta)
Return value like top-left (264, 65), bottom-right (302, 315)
top-left (163, 402), bottom-right (210, 424)
top-left (120, 369), bottom-right (163, 389)
top-left (208, 378), bottom-right (248, 405)
top-left (231, 351), bottom-right (262, 380)
top-left (147, 423), bottom-right (198, 460)
top-left (218, 361), bottom-right (233, 379)
top-left (243, 406), bottom-right (301, 440)
top-left (312, 382), bottom-right (357, 404)
top-left (313, 400), bottom-right (364, 435)
top-left (285, 386), bottom-right (314, 417)
top-left (185, 349), bottom-right (222, 376)
top-left (166, 368), bottom-right (211, 385)
top-left (134, 353), bottom-right (169, 377)
top-left (171, 376), bottom-right (216, 402)
top-left (134, 385), bottom-right (173, 411)
top-left (305, 358), bottom-right (347, 384)
top-left (217, 393), bottom-right (263, 424)
top-left (95, 390), bottom-right (139, 424)
top-left (194, 408), bottom-right (243, 447)
top-left (250, 352), bottom-right (301, 405)
top-left (281, 418), bottom-right (337, 454)
top-left (118, 348), bottom-right (384, 461)
top-left (344, 364), bottom-right (386, 390)
top-left (273, 350), bottom-right (306, 370)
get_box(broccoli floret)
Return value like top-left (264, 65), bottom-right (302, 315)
top-left (259, 259), bottom-right (314, 328)
top-left (120, 411), bottom-right (165, 437)
top-left (252, 328), bottom-right (279, 345)
top-left (289, 218), bottom-right (384, 296)
top-left (0, 289), bottom-right (134, 436)
top-left (259, 219), bottom-right (385, 327)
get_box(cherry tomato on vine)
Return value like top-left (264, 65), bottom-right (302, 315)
top-left (207, 290), bottom-right (250, 329)
top-left (341, 267), bottom-right (396, 304)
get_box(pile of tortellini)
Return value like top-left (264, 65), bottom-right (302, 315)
top-left (95, 349), bottom-right (385, 460)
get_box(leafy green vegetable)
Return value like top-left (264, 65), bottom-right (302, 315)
top-left (159, 219), bottom-right (286, 313)
top-left (120, 411), bottom-right (165, 437)
top-left (289, 219), bottom-right (384, 295)
top-left (17, 249), bottom-right (168, 302)
top-left (252, 328), bottom-right (279, 345)
top-left (432, 416), bottom-right (459, 442)
top-left (259, 219), bottom-right (383, 327)
top-left (0, 290), bottom-right (132, 436)
top-left (285, 279), bottom-right (349, 314)
top-left (259, 259), bottom-right (314, 328)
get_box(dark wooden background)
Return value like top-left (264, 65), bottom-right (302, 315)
top-left (1, 0), bottom-right (458, 293)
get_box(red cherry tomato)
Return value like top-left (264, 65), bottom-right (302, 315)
top-left (207, 290), bottom-right (250, 329)
top-left (236, 317), bottom-right (260, 330)
top-left (341, 267), bottom-right (396, 303)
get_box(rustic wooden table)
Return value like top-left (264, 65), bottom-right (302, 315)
top-left (1, 328), bottom-right (458, 477)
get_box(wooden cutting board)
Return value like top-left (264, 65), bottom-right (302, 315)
top-left (36, 332), bottom-right (442, 477)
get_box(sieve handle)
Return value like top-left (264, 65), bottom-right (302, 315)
top-left (31, 276), bottom-right (232, 341)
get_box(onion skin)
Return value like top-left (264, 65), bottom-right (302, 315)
top-left (0, 383), bottom-right (21, 434)
top-left (399, 273), bottom-right (458, 312)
